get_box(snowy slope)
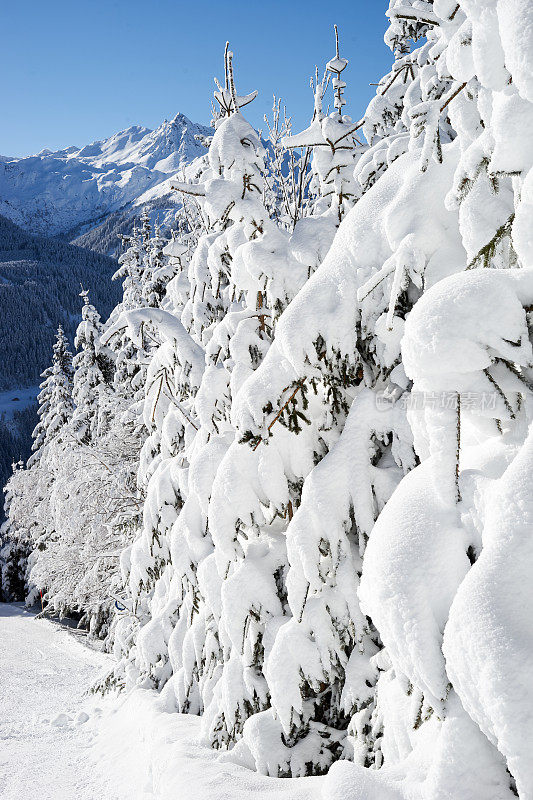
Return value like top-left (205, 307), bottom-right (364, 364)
top-left (93, 690), bottom-right (322, 800)
top-left (0, 604), bottom-right (321, 800)
top-left (0, 113), bottom-right (211, 242)
top-left (0, 603), bottom-right (121, 800)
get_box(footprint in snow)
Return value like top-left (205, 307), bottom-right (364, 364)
top-left (51, 713), bottom-right (73, 727)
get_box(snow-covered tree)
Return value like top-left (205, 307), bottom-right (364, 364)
top-left (102, 45), bottom-right (274, 702)
top-left (28, 325), bottom-right (74, 466)
top-left (283, 27), bottom-right (363, 224)
top-left (0, 461), bottom-right (31, 601)
top-left (15, 289), bottom-right (139, 632)
top-left (71, 289), bottom-right (113, 444)
top-left (159, 37), bottom-right (373, 759)
top-left (96, 219), bottom-right (206, 690)
top-left (216, 22), bottom-right (450, 774)
top-left (142, 222), bottom-right (176, 308)
top-left (114, 227), bottom-right (146, 312)
top-left (1, 329), bottom-right (75, 603)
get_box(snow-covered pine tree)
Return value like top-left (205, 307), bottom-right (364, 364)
top-left (1, 327), bottom-right (75, 604)
top-left (94, 166), bottom-right (209, 683)
top-left (104, 220), bottom-right (163, 491)
top-left (353, 0), bottom-right (449, 196)
top-left (140, 207), bottom-right (151, 251)
top-left (164, 43), bottom-right (352, 752)
top-left (172, 38), bottom-right (365, 758)
top-left (98, 302), bottom-right (204, 690)
top-left (142, 222), bottom-right (175, 308)
top-left (97, 226), bottom-right (205, 690)
top-left (181, 51), bottom-right (293, 749)
top-left (105, 227), bottom-right (151, 403)
top-left (87, 218), bottom-right (194, 652)
top-left (28, 325), bottom-right (74, 467)
top-left (115, 225), bottom-right (146, 312)
top-left (17, 291), bottom-right (126, 632)
top-left (222, 9), bottom-right (462, 777)
top-left (132, 208), bottom-right (181, 309)
top-left (122, 45), bottom-right (282, 710)
top-left (282, 27), bottom-right (362, 225)
top-left (0, 461), bottom-right (30, 601)
top-left (71, 289), bottom-right (113, 445)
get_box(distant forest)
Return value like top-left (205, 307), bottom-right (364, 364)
top-left (0, 404), bottom-right (37, 522)
top-left (0, 213), bottom-right (120, 506)
top-left (0, 213), bottom-right (120, 390)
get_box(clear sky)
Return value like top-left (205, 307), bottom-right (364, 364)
top-left (1, 0), bottom-right (394, 158)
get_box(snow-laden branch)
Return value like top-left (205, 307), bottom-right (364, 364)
top-left (170, 180), bottom-right (207, 197)
top-left (105, 307), bottom-right (203, 367)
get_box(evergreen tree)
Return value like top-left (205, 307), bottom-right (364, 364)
top-left (1, 329), bottom-right (75, 603)
top-left (113, 226), bottom-right (146, 313)
top-left (97, 222), bottom-right (204, 690)
top-left (283, 27), bottom-right (362, 224)
top-left (0, 462), bottom-right (30, 601)
top-left (142, 222), bottom-right (176, 308)
top-left (72, 290), bottom-right (113, 444)
top-left (213, 13), bottom-right (449, 776)
top-left (28, 325), bottom-right (74, 467)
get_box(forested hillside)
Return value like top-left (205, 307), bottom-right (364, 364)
top-left (2, 1), bottom-right (533, 798)
top-left (0, 214), bottom-right (121, 506)
top-left (0, 405), bottom-right (36, 521)
top-left (0, 214), bottom-right (120, 390)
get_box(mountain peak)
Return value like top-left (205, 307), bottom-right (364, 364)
top-left (0, 112), bottom-right (211, 239)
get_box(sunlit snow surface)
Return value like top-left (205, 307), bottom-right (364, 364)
top-left (0, 603), bottom-right (117, 800)
top-left (0, 604), bottom-right (321, 800)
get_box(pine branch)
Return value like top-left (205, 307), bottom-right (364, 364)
top-left (466, 214), bottom-right (515, 270)
top-left (439, 82), bottom-right (467, 114)
top-left (252, 380), bottom-right (306, 450)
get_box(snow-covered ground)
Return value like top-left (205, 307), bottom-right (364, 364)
top-left (93, 690), bottom-right (322, 800)
top-left (0, 603), bottom-right (120, 800)
top-left (0, 603), bottom-right (321, 800)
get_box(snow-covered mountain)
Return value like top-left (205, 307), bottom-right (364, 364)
top-left (0, 113), bottom-right (211, 250)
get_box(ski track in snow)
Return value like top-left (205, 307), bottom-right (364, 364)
top-left (0, 604), bottom-right (321, 800)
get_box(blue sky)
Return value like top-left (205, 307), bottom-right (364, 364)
top-left (1, 0), bottom-right (394, 158)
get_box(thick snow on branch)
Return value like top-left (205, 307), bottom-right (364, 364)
top-left (105, 308), bottom-right (205, 387)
